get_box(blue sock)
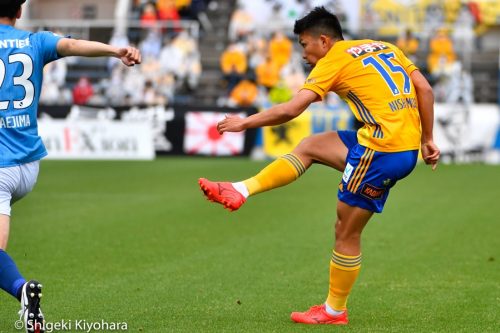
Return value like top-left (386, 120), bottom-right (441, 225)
top-left (0, 249), bottom-right (26, 300)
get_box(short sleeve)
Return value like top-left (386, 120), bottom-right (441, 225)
top-left (301, 57), bottom-right (339, 101)
top-left (33, 31), bottom-right (64, 65)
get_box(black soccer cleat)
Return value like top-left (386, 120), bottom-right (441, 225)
top-left (19, 280), bottom-right (45, 333)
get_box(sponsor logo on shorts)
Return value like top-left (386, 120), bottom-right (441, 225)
top-left (360, 183), bottom-right (385, 200)
top-left (342, 163), bottom-right (354, 183)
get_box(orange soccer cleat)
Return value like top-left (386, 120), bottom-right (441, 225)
top-left (290, 304), bottom-right (348, 325)
top-left (198, 178), bottom-right (246, 212)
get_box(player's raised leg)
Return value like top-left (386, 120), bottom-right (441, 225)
top-left (199, 131), bottom-right (348, 211)
top-left (291, 201), bottom-right (373, 324)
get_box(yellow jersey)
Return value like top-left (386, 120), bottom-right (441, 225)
top-left (302, 39), bottom-right (421, 152)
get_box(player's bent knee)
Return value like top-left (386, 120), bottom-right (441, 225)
top-left (292, 137), bottom-right (315, 161)
top-left (294, 136), bottom-right (313, 151)
top-left (294, 135), bottom-right (325, 159)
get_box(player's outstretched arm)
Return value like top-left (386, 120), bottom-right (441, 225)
top-left (217, 88), bottom-right (318, 134)
top-left (411, 69), bottom-right (440, 170)
top-left (56, 38), bottom-right (141, 66)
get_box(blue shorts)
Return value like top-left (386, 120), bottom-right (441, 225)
top-left (337, 131), bottom-right (418, 213)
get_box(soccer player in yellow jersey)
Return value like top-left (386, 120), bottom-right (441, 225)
top-left (199, 6), bottom-right (440, 325)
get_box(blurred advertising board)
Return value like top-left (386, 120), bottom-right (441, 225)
top-left (434, 103), bottom-right (500, 163)
top-left (183, 111), bottom-right (247, 156)
top-left (263, 101), bottom-right (354, 158)
top-left (261, 100), bottom-right (500, 164)
top-left (263, 111), bottom-right (312, 157)
top-left (38, 104), bottom-right (258, 158)
top-left (39, 119), bottom-right (155, 160)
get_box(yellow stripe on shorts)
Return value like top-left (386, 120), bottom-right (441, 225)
top-left (347, 148), bottom-right (373, 192)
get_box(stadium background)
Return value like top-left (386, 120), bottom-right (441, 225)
top-left (1, 0), bottom-right (499, 332)
top-left (13, 0), bottom-right (500, 163)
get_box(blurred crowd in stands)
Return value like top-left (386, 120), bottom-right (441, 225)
top-left (220, 30), bottom-right (304, 108)
top-left (39, 0), bottom-right (489, 108)
top-left (219, 0), bottom-right (350, 109)
top-left (41, 0), bottom-right (213, 107)
top-left (223, 0), bottom-right (483, 108)
top-left (106, 28), bottom-right (202, 106)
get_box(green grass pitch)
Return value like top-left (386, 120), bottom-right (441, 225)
top-left (0, 158), bottom-right (498, 332)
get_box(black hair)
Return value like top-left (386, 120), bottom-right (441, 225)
top-left (0, 0), bottom-right (25, 19)
top-left (293, 6), bottom-right (343, 40)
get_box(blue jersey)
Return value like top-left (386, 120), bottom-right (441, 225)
top-left (0, 25), bottom-right (62, 167)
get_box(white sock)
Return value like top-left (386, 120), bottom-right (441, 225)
top-left (324, 302), bottom-right (344, 316)
top-left (232, 182), bottom-right (249, 198)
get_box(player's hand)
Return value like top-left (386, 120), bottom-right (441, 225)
top-left (117, 47), bottom-right (141, 66)
top-left (217, 114), bottom-right (246, 134)
top-left (421, 140), bottom-right (440, 170)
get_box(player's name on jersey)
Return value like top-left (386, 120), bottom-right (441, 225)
top-left (0, 38), bottom-right (30, 49)
top-left (388, 97), bottom-right (417, 112)
top-left (0, 114), bottom-right (31, 128)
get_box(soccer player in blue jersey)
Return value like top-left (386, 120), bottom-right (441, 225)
top-left (0, 1), bottom-right (141, 331)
